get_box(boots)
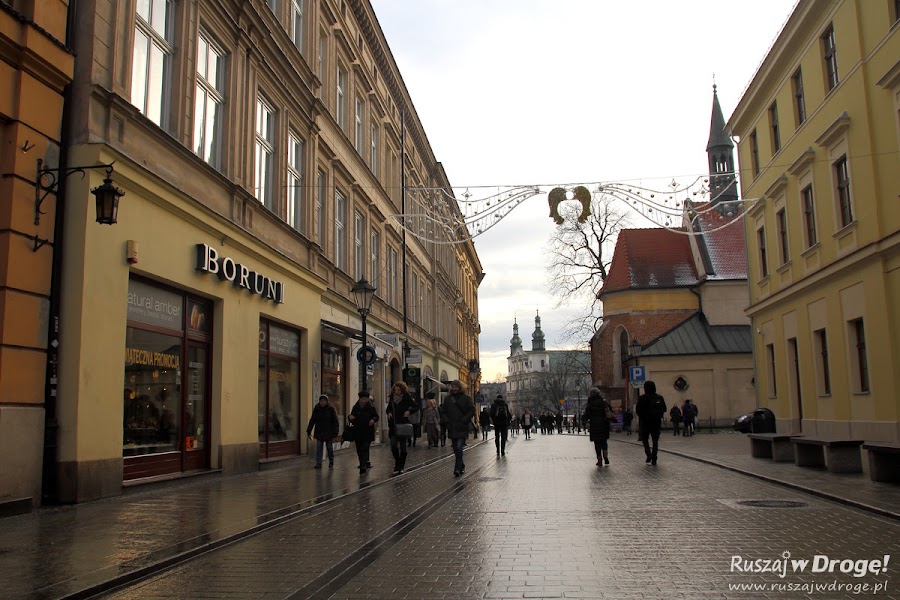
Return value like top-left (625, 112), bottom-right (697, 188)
top-left (602, 449), bottom-right (609, 465)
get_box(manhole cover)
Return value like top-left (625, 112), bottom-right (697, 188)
top-left (737, 499), bottom-right (809, 509)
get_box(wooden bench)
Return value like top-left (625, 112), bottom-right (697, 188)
top-left (791, 437), bottom-right (864, 473)
top-left (862, 442), bottom-right (900, 483)
top-left (748, 433), bottom-right (803, 462)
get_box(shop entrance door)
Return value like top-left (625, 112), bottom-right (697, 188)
top-left (184, 343), bottom-right (210, 471)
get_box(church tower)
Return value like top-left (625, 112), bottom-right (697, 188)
top-left (706, 84), bottom-right (739, 214)
top-left (509, 318), bottom-right (523, 355)
top-left (531, 312), bottom-right (545, 352)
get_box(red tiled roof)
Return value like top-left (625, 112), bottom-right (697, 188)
top-left (691, 202), bottom-right (748, 280)
top-left (599, 228), bottom-right (699, 295)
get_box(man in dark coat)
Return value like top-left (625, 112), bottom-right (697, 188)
top-left (636, 380), bottom-right (667, 465)
top-left (582, 387), bottom-right (613, 466)
top-left (306, 394), bottom-right (339, 468)
top-left (387, 381), bottom-right (419, 475)
top-left (489, 394), bottom-right (511, 457)
top-left (441, 380), bottom-right (475, 476)
top-left (348, 390), bottom-right (379, 474)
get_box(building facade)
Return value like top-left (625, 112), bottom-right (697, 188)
top-left (1, 0), bottom-right (481, 508)
top-left (591, 87), bottom-right (754, 426)
top-left (729, 0), bottom-right (900, 440)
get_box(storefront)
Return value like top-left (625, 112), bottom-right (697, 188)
top-left (258, 320), bottom-right (301, 458)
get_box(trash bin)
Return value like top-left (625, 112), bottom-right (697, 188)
top-left (750, 408), bottom-right (776, 433)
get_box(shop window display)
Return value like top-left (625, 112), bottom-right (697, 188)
top-left (124, 328), bottom-right (181, 455)
top-left (259, 320), bottom-right (301, 456)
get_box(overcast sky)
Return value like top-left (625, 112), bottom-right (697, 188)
top-left (370, 1), bottom-right (797, 383)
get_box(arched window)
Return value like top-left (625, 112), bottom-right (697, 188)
top-left (619, 329), bottom-right (629, 380)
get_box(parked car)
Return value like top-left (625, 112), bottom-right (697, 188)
top-left (733, 412), bottom-right (753, 433)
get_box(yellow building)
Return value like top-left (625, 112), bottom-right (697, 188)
top-left (2, 0), bottom-right (480, 507)
top-left (0, 1), bottom-right (74, 510)
top-left (729, 0), bottom-right (900, 440)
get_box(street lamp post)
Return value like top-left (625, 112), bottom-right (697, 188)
top-left (628, 338), bottom-right (642, 414)
top-left (351, 277), bottom-right (377, 392)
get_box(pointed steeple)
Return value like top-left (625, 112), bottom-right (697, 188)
top-left (706, 83), bottom-right (739, 212)
top-left (509, 318), bottom-right (523, 354)
top-left (531, 311), bottom-right (545, 352)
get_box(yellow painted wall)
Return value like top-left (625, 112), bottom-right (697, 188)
top-left (601, 288), bottom-right (697, 314)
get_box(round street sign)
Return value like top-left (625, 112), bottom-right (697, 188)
top-left (356, 344), bottom-right (377, 365)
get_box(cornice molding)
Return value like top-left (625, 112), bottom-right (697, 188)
top-left (787, 147), bottom-right (816, 175)
top-left (814, 111), bottom-right (850, 148)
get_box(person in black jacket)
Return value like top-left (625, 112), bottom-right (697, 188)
top-left (387, 381), bottom-right (419, 475)
top-left (582, 388), bottom-right (614, 466)
top-left (442, 380), bottom-right (475, 476)
top-left (489, 394), bottom-right (511, 457)
top-left (348, 390), bottom-right (379, 474)
top-left (306, 394), bottom-right (339, 469)
top-left (636, 380), bottom-right (667, 465)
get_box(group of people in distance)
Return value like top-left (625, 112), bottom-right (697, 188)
top-left (305, 378), bottom-right (676, 477)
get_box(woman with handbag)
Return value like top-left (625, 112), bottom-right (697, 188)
top-left (348, 390), bottom-right (379, 474)
top-left (387, 382), bottom-right (418, 475)
top-left (582, 387), bottom-right (614, 466)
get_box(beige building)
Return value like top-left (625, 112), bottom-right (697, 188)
top-left (729, 0), bottom-right (900, 440)
top-left (2, 0), bottom-right (481, 508)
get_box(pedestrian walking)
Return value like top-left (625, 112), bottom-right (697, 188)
top-left (622, 408), bottom-right (634, 435)
top-left (387, 382), bottom-right (418, 475)
top-left (479, 407), bottom-right (491, 441)
top-left (306, 394), bottom-right (339, 469)
top-left (489, 394), bottom-right (511, 456)
top-left (682, 399), bottom-right (697, 436)
top-left (556, 411), bottom-right (563, 434)
top-left (582, 387), bottom-right (614, 466)
top-left (522, 409), bottom-right (533, 440)
top-left (438, 400), bottom-right (448, 447)
top-left (669, 404), bottom-right (683, 436)
top-left (422, 396), bottom-right (440, 448)
top-left (348, 390), bottom-right (379, 474)
top-left (441, 379), bottom-right (475, 476)
top-left (636, 380), bottom-right (667, 465)
top-left (408, 393), bottom-right (422, 448)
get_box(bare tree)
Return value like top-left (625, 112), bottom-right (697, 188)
top-left (545, 194), bottom-right (629, 342)
top-left (513, 350), bottom-right (592, 417)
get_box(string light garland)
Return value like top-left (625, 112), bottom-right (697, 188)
top-left (390, 173), bottom-right (761, 245)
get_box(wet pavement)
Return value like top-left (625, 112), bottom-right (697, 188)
top-left (1, 431), bottom-right (898, 599)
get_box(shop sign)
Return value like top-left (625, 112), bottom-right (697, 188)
top-left (195, 243), bottom-right (285, 304)
top-left (127, 279), bottom-right (183, 329)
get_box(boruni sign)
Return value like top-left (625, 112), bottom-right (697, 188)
top-left (195, 243), bottom-right (285, 304)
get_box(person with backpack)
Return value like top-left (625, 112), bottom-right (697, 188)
top-left (669, 404), bottom-right (683, 436)
top-left (636, 380), bottom-right (667, 465)
top-left (489, 394), bottom-right (511, 457)
top-left (306, 394), bottom-right (339, 469)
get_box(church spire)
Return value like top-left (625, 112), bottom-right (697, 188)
top-left (706, 83), bottom-right (739, 212)
top-left (509, 318), bottom-right (523, 354)
top-left (531, 311), bottom-right (545, 352)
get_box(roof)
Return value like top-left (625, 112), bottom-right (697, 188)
top-left (641, 313), bottom-right (752, 356)
top-left (707, 85), bottom-right (734, 151)
top-left (690, 203), bottom-right (748, 280)
top-left (599, 228), bottom-right (699, 295)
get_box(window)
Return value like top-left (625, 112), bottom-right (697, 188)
top-left (895, 0), bottom-right (900, 23)
top-left (387, 246), bottom-right (398, 305)
top-left (765, 344), bottom-right (777, 397)
top-left (287, 132), bottom-right (304, 232)
top-left (370, 229), bottom-right (380, 290)
top-left (412, 272), bottom-right (419, 322)
top-left (822, 24), bottom-right (839, 91)
top-left (316, 170), bottom-right (325, 245)
top-left (132, 0), bottom-right (173, 127)
top-left (419, 277), bottom-right (425, 327)
top-left (335, 189), bottom-right (346, 270)
top-left (619, 330), bottom-right (629, 380)
top-left (851, 319), bottom-right (869, 393)
top-left (801, 185), bottom-right (817, 247)
top-left (291, 0), bottom-right (303, 50)
top-left (769, 102), bottom-right (781, 153)
top-left (336, 64), bottom-right (347, 129)
top-left (317, 33), bottom-right (326, 99)
top-left (355, 97), bottom-right (364, 154)
top-left (266, 0), bottom-right (277, 11)
top-left (776, 209), bottom-right (789, 264)
top-left (792, 69), bottom-right (806, 126)
top-left (750, 129), bottom-right (760, 177)
top-left (757, 227), bottom-right (768, 278)
top-left (835, 156), bottom-right (853, 227)
top-left (370, 124), bottom-right (379, 175)
top-left (814, 329), bottom-right (831, 395)
top-left (254, 96), bottom-right (275, 210)
top-left (194, 31), bottom-right (224, 169)
top-left (354, 211), bottom-right (365, 281)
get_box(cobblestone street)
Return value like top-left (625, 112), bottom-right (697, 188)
top-left (92, 435), bottom-right (898, 600)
